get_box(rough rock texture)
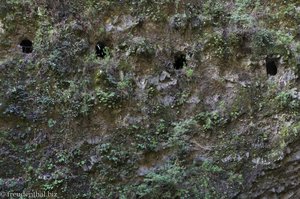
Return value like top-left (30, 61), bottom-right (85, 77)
top-left (0, 0), bottom-right (300, 198)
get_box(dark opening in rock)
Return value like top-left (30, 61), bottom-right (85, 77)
top-left (95, 42), bottom-right (108, 58)
top-left (173, 53), bottom-right (186, 70)
top-left (266, 57), bottom-right (277, 76)
top-left (59, 81), bottom-right (70, 89)
top-left (20, 39), bottom-right (33, 53)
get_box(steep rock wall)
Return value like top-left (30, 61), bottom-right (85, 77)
top-left (0, 0), bottom-right (300, 198)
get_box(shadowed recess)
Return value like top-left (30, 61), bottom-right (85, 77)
top-left (95, 41), bottom-right (108, 58)
top-left (266, 57), bottom-right (277, 76)
top-left (20, 39), bottom-right (33, 53)
top-left (174, 53), bottom-right (187, 70)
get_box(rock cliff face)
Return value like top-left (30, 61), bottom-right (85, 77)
top-left (0, 0), bottom-right (300, 198)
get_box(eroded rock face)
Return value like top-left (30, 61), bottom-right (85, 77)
top-left (0, 20), bottom-right (4, 34)
top-left (0, 0), bottom-right (300, 198)
top-left (238, 138), bottom-right (300, 199)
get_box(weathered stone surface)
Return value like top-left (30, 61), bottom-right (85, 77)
top-left (0, 0), bottom-right (300, 198)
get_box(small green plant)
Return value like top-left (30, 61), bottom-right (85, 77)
top-left (229, 0), bottom-right (254, 29)
top-left (206, 32), bottom-right (229, 58)
top-left (185, 67), bottom-right (194, 78)
top-left (168, 118), bottom-right (196, 147)
top-left (195, 111), bottom-right (223, 131)
top-left (155, 119), bottom-right (168, 135)
top-left (43, 179), bottom-right (63, 191)
top-left (48, 118), bottom-right (56, 128)
top-left (201, 161), bottom-right (223, 173)
top-left (147, 86), bottom-right (156, 98)
top-left (275, 89), bottom-right (300, 110)
top-left (95, 88), bottom-right (121, 109)
top-left (117, 77), bottom-right (132, 91)
top-left (251, 29), bottom-right (274, 55)
top-left (136, 163), bottom-right (185, 199)
top-left (202, 0), bottom-right (226, 25)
